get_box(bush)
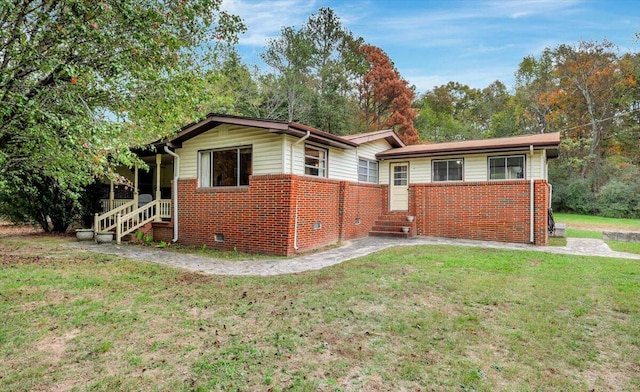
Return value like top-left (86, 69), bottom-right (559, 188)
top-left (596, 180), bottom-right (640, 218)
top-left (553, 179), bottom-right (595, 215)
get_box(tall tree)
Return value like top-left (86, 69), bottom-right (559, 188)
top-left (261, 26), bottom-right (314, 123)
top-left (357, 44), bottom-right (418, 144)
top-left (260, 8), bottom-right (364, 134)
top-left (0, 0), bottom-right (244, 231)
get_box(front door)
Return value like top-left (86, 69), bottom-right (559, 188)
top-left (390, 162), bottom-right (409, 211)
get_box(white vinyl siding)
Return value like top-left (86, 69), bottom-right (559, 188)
top-left (380, 150), bottom-right (547, 184)
top-left (357, 139), bottom-right (392, 160)
top-left (178, 125), bottom-right (283, 180)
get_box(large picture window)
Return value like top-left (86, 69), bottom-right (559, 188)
top-left (358, 158), bottom-right (379, 183)
top-left (199, 146), bottom-right (252, 187)
top-left (432, 159), bottom-right (463, 182)
top-left (489, 155), bottom-right (525, 180)
top-left (304, 145), bottom-right (327, 177)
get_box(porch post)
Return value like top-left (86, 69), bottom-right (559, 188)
top-left (133, 164), bottom-right (139, 207)
top-left (155, 153), bottom-right (162, 222)
top-left (155, 154), bottom-right (162, 201)
top-left (109, 179), bottom-right (115, 210)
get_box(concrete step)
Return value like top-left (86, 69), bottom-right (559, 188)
top-left (370, 230), bottom-right (412, 238)
top-left (371, 224), bottom-right (411, 232)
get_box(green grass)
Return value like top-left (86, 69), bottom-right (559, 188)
top-left (554, 212), bottom-right (640, 231)
top-left (1, 234), bottom-right (639, 391)
top-left (566, 228), bottom-right (602, 239)
top-left (607, 241), bottom-right (640, 255)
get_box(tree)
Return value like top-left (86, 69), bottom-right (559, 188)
top-left (357, 44), bottom-right (418, 144)
top-left (259, 8), bottom-right (364, 134)
top-left (261, 25), bottom-right (314, 123)
top-left (0, 0), bottom-right (245, 231)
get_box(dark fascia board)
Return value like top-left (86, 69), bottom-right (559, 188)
top-left (159, 113), bottom-right (357, 150)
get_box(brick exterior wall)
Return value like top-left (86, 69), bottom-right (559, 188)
top-left (178, 174), bottom-right (295, 255)
top-left (411, 180), bottom-right (549, 245)
top-left (176, 175), bottom-right (549, 256)
top-left (177, 174), bottom-right (385, 256)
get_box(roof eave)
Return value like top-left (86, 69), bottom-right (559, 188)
top-left (377, 143), bottom-right (560, 160)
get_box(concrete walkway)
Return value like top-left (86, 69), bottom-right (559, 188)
top-left (67, 235), bottom-right (640, 277)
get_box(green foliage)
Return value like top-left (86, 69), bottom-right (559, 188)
top-left (596, 180), bottom-right (640, 218)
top-left (0, 0), bottom-right (245, 232)
top-left (552, 179), bottom-right (595, 215)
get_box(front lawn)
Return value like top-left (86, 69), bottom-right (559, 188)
top-left (1, 234), bottom-right (639, 391)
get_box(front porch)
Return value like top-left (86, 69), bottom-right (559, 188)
top-left (94, 152), bottom-right (175, 244)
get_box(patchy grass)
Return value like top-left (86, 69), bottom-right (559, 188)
top-left (554, 213), bottom-right (640, 232)
top-left (1, 233), bottom-right (639, 391)
top-left (144, 242), bottom-right (281, 261)
top-left (548, 237), bottom-right (567, 247)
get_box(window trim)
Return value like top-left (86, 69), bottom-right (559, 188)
top-left (197, 145), bottom-right (252, 188)
top-left (432, 158), bottom-right (464, 182)
top-left (358, 158), bottom-right (379, 183)
top-left (487, 154), bottom-right (526, 180)
top-left (304, 144), bottom-right (328, 178)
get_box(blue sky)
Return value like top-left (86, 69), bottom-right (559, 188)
top-left (221, 0), bottom-right (640, 93)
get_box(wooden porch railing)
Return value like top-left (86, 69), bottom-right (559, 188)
top-left (95, 199), bottom-right (172, 244)
top-left (100, 199), bottom-right (134, 213)
top-left (94, 200), bottom-right (137, 233)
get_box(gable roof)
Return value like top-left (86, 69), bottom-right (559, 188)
top-left (342, 129), bottom-right (405, 148)
top-left (376, 132), bottom-right (561, 160)
top-left (160, 113), bottom-right (358, 150)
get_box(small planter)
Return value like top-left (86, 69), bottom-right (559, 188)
top-left (401, 226), bottom-right (410, 233)
top-left (75, 228), bottom-right (94, 241)
top-left (95, 231), bottom-right (114, 243)
top-left (407, 216), bottom-right (415, 222)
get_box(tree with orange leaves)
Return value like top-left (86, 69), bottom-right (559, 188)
top-left (357, 44), bottom-right (419, 144)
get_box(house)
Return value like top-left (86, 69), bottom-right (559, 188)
top-left (95, 113), bottom-right (560, 256)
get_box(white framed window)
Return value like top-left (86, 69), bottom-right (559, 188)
top-left (432, 159), bottom-right (463, 182)
top-left (304, 145), bottom-right (327, 177)
top-left (488, 155), bottom-right (525, 180)
top-left (199, 146), bottom-right (252, 187)
top-left (358, 158), bottom-right (379, 183)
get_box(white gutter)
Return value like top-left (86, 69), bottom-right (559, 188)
top-left (529, 145), bottom-right (534, 244)
top-left (292, 130), bottom-right (311, 251)
top-left (164, 146), bottom-right (180, 243)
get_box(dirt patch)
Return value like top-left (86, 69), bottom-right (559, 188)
top-left (0, 223), bottom-right (43, 237)
top-left (37, 330), bottom-right (80, 364)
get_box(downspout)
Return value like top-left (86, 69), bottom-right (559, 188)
top-left (164, 146), bottom-right (180, 243)
top-left (292, 131), bottom-right (311, 251)
top-left (529, 145), bottom-right (534, 244)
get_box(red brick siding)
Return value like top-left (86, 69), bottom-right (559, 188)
top-left (411, 180), bottom-right (549, 245)
top-left (177, 174), bottom-right (384, 256)
top-left (177, 174), bottom-right (295, 256)
top-left (339, 182), bottom-right (384, 240)
top-left (291, 177), bottom-right (341, 253)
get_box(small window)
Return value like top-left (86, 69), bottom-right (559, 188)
top-left (199, 146), bottom-right (252, 187)
top-left (489, 155), bottom-right (525, 180)
top-left (432, 159), bottom-right (463, 182)
top-left (393, 164), bottom-right (408, 186)
top-left (358, 158), bottom-right (379, 183)
top-left (304, 145), bottom-right (327, 177)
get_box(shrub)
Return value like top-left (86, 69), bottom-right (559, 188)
top-left (554, 179), bottom-right (595, 215)
top-left (596, 180), bottom-right (640, 218)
